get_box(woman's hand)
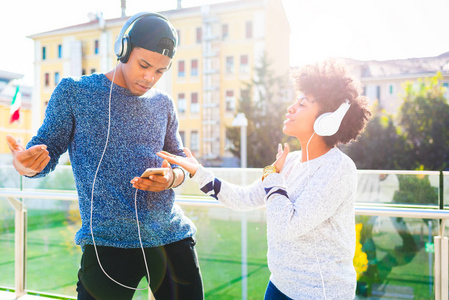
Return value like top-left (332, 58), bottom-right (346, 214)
top-left (273, 143), bottom-right (290, 173)
top-left (157, 148), bottom-right (200, 176)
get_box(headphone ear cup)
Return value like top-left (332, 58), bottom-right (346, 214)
top-left (314, 113), bottom-right (334, 136)
top-left (313, 101), bottom-right (351, 136)
top-left (119, 36), bottom-right (132, 63)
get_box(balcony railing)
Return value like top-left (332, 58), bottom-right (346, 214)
top-left (1, 166), bottom-right (449, 299)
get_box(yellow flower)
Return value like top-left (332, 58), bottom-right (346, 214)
top-left (353, 223), bottom-right (368, 279)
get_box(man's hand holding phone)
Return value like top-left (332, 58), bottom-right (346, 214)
top-left (131, 160), bottom-right (175, 192)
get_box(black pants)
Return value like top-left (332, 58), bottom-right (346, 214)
top-left (77, 237), bottom-right (203, 300)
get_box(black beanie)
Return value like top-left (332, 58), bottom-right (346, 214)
top-left (129, 15), bottom-right (178, 58)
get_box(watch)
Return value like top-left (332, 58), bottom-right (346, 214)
top-left (262, 165), bottom-right (276, 181)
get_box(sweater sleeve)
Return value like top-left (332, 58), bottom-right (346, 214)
top-left (191, 165), bottom-right (267, 210)
top-left (26, 78), bottom-right (75, 178)
top-left (263, 157), bottom-right (357, 238)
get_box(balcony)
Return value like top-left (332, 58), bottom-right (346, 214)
top-left (1, 165), bottom-right (449, 299)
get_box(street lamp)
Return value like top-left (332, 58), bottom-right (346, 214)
top-left (231, 113), bottom-right (248, 168)
top-left (231, 112), bottom-right (248, 300)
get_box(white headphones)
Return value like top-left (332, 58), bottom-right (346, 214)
top-left (313, 100), bottom-right (351, 136)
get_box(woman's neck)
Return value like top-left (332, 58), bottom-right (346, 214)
top-left (299, 133), bottom-right (332, 162)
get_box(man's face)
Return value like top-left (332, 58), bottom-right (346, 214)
top-left (121, 47), bottom-right (172, 96)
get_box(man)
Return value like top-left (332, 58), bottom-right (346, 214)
top-left (6, 12), bottom-right (203, 300)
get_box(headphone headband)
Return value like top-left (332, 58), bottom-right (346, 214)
top-left (114, 12), bottom-right (172, 62)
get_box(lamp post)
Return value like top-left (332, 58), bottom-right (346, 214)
top-left (231, 112), bottom-right (248, 300)
top-left (231, 113), bottom-right (248, 168)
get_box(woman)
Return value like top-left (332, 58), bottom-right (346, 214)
top-left (156, 59), bottom-right (371, 299)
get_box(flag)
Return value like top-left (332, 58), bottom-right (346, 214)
top-left (9, 85), bottom-right (21, 124)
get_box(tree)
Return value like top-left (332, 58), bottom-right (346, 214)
top-left (398, 73), bottom-right (449, 170)
top-left (342, 73), bottom-right (449, 171)
top-left (226, 54), bottom-right (296, 168)
top-left (341, 103), bottom-right (408, 170)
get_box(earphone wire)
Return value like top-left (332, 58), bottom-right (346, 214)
top-left (314, 234), bottom-right (327, 299)
top-left (306, 132), bottom-right (327, 300)
top-left (89, 60), bottom-right (151, 291)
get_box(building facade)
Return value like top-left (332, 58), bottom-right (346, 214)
top-left (0, 70), bottom-right (33, 161)
top-left (347, 52), bottom-right (449, 115)
top-left (28, 0), bottom-right (290, 166)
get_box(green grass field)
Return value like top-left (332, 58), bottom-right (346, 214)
top-left (0, 204), bottom-right (437, 299)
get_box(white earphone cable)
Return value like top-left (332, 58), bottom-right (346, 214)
top-left (314, 234), bottom-right (327, 299)
top-left (89, 60), bottom-right (151, 290)
top-left (306, 132), bottom-right (327, 299)
top-left (305, 132), bottom-right (315, 179)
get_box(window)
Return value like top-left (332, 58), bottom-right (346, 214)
top-left (241, 89), bottom-right (250, 100)
top-left (389, 84), bottom-right (394, 95)
top-left (54, 72), bottom-right (60, 85)
top-left (177, 30), bottom-right (181, 46)
top-left (82, 69), bottom-right (86, 75)
top-left (196, 27), bottom-right (202, 44)
top-left (178, 93), bottom-right (186, 113)
top-left (225, 90), bottom-right (235, 111)
top-left (376, 86), bottom-right (381, 103)
top-left (178, 61), bottom-right (185, 77)
top-left (222, 24), bottom-right (229, 40)
top-left (42, 46), bottom-right (46, 60)
top-left (58, 44), bottom-right (62, 58)
top-left (179, 131), bottom-right (185, 146)
top-left (191, 93), bottom-right (199, 113)
top-left (94, 40), bottom-right (99, 55)
top-left (240, 55), bottom-right (249, 73)
top-left (190, 130), bottom-right (199, 151)
top-left (443, 82), bottom-right (449, 98)
top-left (191, 59), bottom-right (198, 77)
top-left (44, 73), bottom-right (50, 87)
top-left (91, 68), bottom-right (96, 74)
top-left (245, 21), bottom-right (253, 39)
top-left (226, 56), bottom-right (234, 74)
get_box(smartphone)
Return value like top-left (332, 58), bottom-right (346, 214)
top-left (140, 168), bottom-right (170, 178)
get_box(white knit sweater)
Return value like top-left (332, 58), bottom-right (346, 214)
top-left (192, 147), bottom-right (357, 299)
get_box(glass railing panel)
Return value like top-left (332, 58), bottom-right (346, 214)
top-left (354, 215), bottom-right (437, 299)
top-left (356, 171), bottom-right (440, 207)
top-left (443, 171), bottom-right (449, 208)
top-left (23, 197), bottom-right (80, 296)
top-left (22, 165), bottom-right (76, 191)
top-left (0, 196), bottom-right (15, 290)
top-left (0, 165), bottom-right (21, 189)
top-left (21, 195), bottom-right (151, 299)
top-left (179, 203), bottom-right (269, 299)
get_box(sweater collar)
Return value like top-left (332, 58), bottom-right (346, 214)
top-left (99, 73), bottom-right (136, 97)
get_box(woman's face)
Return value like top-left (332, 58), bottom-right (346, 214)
top-left (283, 93), bottom-right (321, 139)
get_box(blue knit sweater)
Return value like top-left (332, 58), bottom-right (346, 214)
top-left (27, 73), bottom-right (196, 248)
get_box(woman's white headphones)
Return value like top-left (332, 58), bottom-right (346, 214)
top-left (313, 100), bottom-right (351, 136)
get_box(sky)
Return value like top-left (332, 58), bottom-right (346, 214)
top-left (1, 0), bottom-right (449, 85)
